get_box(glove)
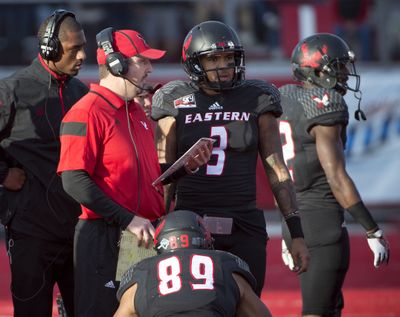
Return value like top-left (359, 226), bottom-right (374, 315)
top-left (367, 229), bottom-right (390, 268)
top-left (281, 239), bottom-right (295, 270)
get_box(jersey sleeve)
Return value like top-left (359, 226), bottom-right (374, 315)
top-left (116, 262), bottom-right (141, 301)
top-left (57, 102), bottom-right (102, 175)
top-left (247, 80), bottom-right (282, 117)
top-left (151, 80), bottom-right (197, 121)
top-left (302, 88), bottom-right (349, 131)
top-left (220, 251), bottom-right (257, 292)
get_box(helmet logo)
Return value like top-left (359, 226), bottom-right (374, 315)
top-left (182, 34), bottom-right (193, 61)
top-left (300, 43), bottom-right (328, 68)
top-left (157, 238), bottom-right (170, 251)
top-left (210, 41), bottom-right (235, 50)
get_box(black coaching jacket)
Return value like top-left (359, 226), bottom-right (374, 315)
top-left (0, 55), bottom-right (88, 241)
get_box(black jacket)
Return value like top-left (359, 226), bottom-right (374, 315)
top-left (0, 56), bottom-right (88, 241)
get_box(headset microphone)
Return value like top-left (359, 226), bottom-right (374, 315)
top-left (122, 77), bottom-right (161, 94)
top-left (354, 90), bottom-right (366, 121)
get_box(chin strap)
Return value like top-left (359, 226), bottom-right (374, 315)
top-left (354, 90), bottom-right (366, 121)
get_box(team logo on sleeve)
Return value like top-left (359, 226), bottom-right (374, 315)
top-left (312, 93), bottom-right (330, 109)
top-left (174, 94), bottom-right (197, 108)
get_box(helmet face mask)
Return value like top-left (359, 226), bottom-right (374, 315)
top-left (182, 21), bottom-right (245, 91)
top-left (154, 210), bottom-right (213, 254)
top-left (291, 33), bottom-right (360, 95)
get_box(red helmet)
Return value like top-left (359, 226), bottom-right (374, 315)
top-left (154, 210), bottom-right (213, 254)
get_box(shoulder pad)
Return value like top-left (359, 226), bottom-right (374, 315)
top-left (244, 79), bottom-right (280, 104)
top-left (116, 262), bottom-right (141, 301)
top-left (242, 80), bottom-right (282, 117)
top-left (218, 251), bottom-right (257, 291)
top-left (300, 87), bottom-right (348, 121)
top-left (151, 80), bottom-right (197, 121)
top-left (281, 85), bottom-right (348, 125)
top-left (279, 84), bottom-right (298, 96)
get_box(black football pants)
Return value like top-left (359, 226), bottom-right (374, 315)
top-left (212, 225), bottom-right (268, 296)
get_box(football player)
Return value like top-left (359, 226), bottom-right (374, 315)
top-left (278, 33), bottom-right (390, 317)
top-left (151, 20), bottom-right (310, 296)
top-left (114, 210), bottom-right (272, 317)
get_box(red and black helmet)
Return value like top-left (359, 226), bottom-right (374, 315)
top-left (181, 20), bottom-right (245, 91)
top-left (154, 210), bottom-right (213, 254)
top-left (291, 33), bottom-right (360, 95)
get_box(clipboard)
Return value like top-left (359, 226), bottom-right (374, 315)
top-left (152, 137), bottom-right (215, 187)
top-left (115, 230), bottom-right (157, 281)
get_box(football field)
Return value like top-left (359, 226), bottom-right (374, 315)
top-left (0, 222), bottom-right (398, 316)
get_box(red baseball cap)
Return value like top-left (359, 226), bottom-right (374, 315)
top-left (97, 29), bottom-right (166, 65)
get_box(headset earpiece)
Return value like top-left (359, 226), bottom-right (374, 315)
top-left (39, 9), bottom-right (76, 61)
top-left (96, 27), bottom-right (129, 76)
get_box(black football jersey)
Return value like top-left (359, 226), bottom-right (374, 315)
top-left (152, 80), bottom-right (281, 213)
top-left (117, 249), bottom-right (256, 317)
top-left (278, 84), bottom-right (349, 200)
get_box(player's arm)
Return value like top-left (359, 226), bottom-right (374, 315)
top-left (113, 283), bottom-right (138, 317)
top-left (156, 116), bottom-right (177, 164)
top-left (233, 273), bottom-right (272, 317)
top-left (258, 113), bottom-right (309, 273)
top-left (312, 124), bottom-right (389, 267)
top-left (311, 124), bottom-right (379, 229)
top-left (311, 124), bottom-right (364, 208)
top-left (156, 116), bottom-right (177, 208)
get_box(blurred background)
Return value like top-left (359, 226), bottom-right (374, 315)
top-left (1, 0), bottom-right (400, 65)
top-left (1, 1), bottom-right (399, 209)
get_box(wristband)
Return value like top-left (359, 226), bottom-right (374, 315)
top-left (284, 210), bottom-right (299, 220)
top-left (347, 201), bottom-right (378, 232)
top-left (285, 216), bottom-right (304, 239)
top-left (367, 229), bottom-right (383, 239)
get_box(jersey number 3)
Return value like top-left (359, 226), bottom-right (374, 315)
top-left (207, 126), bottom-right (227, 175)
top-left (157, 255), bottom-right (215, 295)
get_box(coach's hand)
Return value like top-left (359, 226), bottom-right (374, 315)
top-left (367, 229), bottom-right (390, 268)
top-left (126, 216), bottom-right (155, 248)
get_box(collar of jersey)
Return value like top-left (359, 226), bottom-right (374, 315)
top-left (89, 83), bottom-right (127, 109)
top-left (38, 54), bottom-right (68, 83)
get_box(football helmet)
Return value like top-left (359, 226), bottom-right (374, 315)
top-left (291, 33), bottom-right (360, 95)
top-left (154, 210), bottom-right (213, 254)
top-left (181, 20), bottom-right (245, 91)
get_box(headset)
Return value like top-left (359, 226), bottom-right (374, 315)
top-left (96, 27), bottom-right (160, 93)
top-left (96, 27), bottom-right (130, 76)
top-left (39, 9), bottom-right (76, 61)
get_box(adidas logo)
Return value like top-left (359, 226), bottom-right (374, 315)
top-left (104, 280), bottom-right (116, 289)
top-left (208, 102), bottom-right (223, 110)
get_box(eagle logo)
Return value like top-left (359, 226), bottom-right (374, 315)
top-left (312, 93), bottom-right (330, 109)
top-left (300, 44), bottom-right (328, 68)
